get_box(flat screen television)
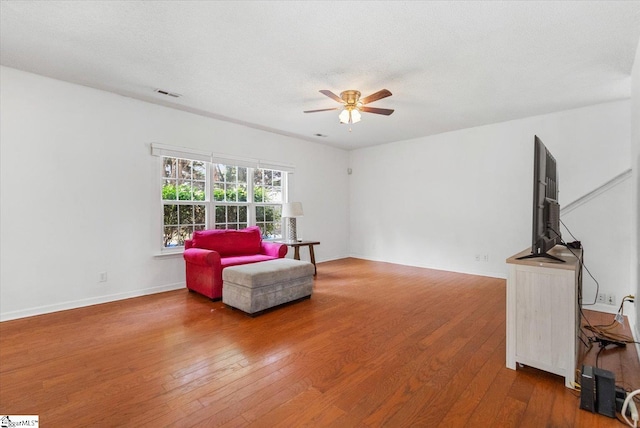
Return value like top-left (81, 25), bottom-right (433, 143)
top-left (517, 136), bottom-right (564, 262)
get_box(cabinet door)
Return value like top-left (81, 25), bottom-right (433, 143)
top-left (514, 266), bottom-right (575, 377)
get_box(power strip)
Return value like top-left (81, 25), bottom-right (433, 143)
top-left (622, 389), bottom-right (640, 427)
top-left (629, 399), bottom-right (638, 424)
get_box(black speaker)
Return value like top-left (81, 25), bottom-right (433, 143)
top-left (594, 367), bottom-right (616, 418)
top-left (580, 365), bottom-right (596, 412)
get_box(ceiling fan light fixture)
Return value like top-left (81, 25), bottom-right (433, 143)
top-left (351, 108), bottom-right (362, 123)
top-left (307, 88), bottom-right (393, 124)
top-left (339, 106), bottom-right (362, 124)
top-left (339, 108), bottom-right (351, 124)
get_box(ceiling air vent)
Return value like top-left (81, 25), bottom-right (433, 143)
top-left (154, 88), bottom-right (182, 98)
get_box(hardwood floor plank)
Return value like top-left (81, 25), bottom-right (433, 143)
top-left (360, 312), bottom-right (502, 427)
top-left (1, 257), bottom-right (638, 427)
top-left (437, 337), bottom-right (510, 427)
top-left (517, 374), bottom-right (558, 428)
top-left (245, 385), bottom-right (323, 427)
top-left (489, 396), bottom-right (527, 428)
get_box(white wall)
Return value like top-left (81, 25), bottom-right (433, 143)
top-left (1, 64), bottom-right (635, 324)
top-left (349, 101), bottom-right (633, 308)
top-left (631, 39), bottom-right (640, 342)
top-left (0, 66), bottom-right (350, 321)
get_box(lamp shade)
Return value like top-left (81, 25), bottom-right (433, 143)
top-left (339, 107), bottom-right (362, 124)
top-left (339, 109), bottom-right (350, 124)
top-left (282, 202), bottom-right (303, 218)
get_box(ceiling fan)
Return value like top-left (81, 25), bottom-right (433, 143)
top-left (304, 89), bottom-right (394, 125)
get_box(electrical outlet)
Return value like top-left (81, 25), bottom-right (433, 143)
top-left (607, 294), bottom-right (616, 305)
top-left (483, 254), bottom-right (489, 262)
top-left (475, 254), bottom-right (481, 262)
top-left (597, 293), bottom-right (606, 304)
top-left (99, 272), bottom-right (108, 282)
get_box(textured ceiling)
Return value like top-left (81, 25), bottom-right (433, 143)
top-left (1, 1), bottom-right (640, 150)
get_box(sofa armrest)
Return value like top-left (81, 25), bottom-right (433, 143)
top-left (261, 241), bottom-right (288, 258)
top-left (183, 248), bottom-right (221, 267)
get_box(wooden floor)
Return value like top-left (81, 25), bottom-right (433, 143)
top-left (1, 258), bottom-right (638, 427)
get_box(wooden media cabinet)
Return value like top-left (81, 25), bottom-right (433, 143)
top-left (506, 245), bottom-right (583, 389)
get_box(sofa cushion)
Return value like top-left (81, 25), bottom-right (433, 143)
top-left (192, 226), bottom-right (262, 256)
top-left (221, 254), bottom-right (276, 268)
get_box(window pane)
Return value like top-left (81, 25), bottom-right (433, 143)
top-left (194, 205), bottom-right (206, 224)
top-left (162, 180), bottom-right (177, 200)
top-left (213, 164), bottom-right (225, 182)
top-left (239, 206), bottom-right (247, 222)
top-left (163, 158), bottom-right (177, 178)
top-left (228, 205), bottom-right (238, 222)
top-left (226, 184), bottom-right (237, 202)
top-left (164, 204), bottom-right (178, 226)
top-left (179, 205), bottom-right (194, 224)
top-left (193, 161), bottom-right (206, 180)
top-left (164, 226), bottom-right (178, 247)
top-left (226, 166), bottom-right (237, 182)
top-left (193, 181), bottom-right (205, 201)
top-left (215, 206), bottom-right (226, 223)
top-left (264, 206), bottom-right (274, 222)
top-left (177, 181), bottom-right (192, 200)
top-left (256, 205), bottom-right (265, 221)
top-left (273, 170), bottom-right (281, 186)
top-left (254, 169), bottom-right (263, 184)
top-left (238, 185), bottom-right (247, 202)
top-left (269, 186), bottom-right (282, 203)
top-left (178, 226), bottom-right (193, 245)
top-left (238, 167), bottom-right (248, 183)
top-left (213, 183), bottom-right (225, 201)
top-left (256, 205), bottom-right (282, 239)
top-left (254, 186), bottom-right (265, 203)
top-left (263, 170), bottom-right (272, 186)
top-left (178, 159), bottom-right (192, 179)
top-left (264, 223), bottom-right (275, 238)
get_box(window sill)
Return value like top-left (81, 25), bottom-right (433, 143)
top-left (154, 249), bottom-right (184, 258)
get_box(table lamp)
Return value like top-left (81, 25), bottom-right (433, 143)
top-left (282, 202), bottom-right (303, 242)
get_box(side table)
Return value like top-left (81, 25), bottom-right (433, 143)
top-left (273, 240), bottom-right (320, 276)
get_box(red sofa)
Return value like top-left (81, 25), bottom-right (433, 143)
top-left (183, 226), bottom-right (288, 300)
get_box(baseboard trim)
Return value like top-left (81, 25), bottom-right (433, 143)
top-left (347, 254), bottom-right (507, 279)
top-left (314, 254), bottom-right (350, 264)
top-left (582, 302), bottom-right (622, 315)
top-left (0, 282), bottom-right (185, 322)
top-left (635, 323), bottom-right (640, 365)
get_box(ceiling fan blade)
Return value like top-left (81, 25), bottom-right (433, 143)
top-left (360, 89), bottom-right (392, 105)
top-left (360, 106), bottom-right (394, 116)
top-left (303, 107), bottom-right (339, 113)
top-left (319, 90), bottom-right (344, 103)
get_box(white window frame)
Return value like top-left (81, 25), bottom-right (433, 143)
top-left (151, 143), bottom-right (293, 254)
top-left (209, 165), bottom-right (287, 238)
top-left (159, 158), bottom-right (210, 250)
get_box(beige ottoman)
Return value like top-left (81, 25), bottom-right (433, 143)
top-left (222, 259), bottom-right (314, 315)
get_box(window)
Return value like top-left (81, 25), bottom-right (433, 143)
top-left (161, 158), bottom-right (207, 247)
top-left (253, 168), bottom-right (283, 238)
top-left (213, 164), bottom-right (248, 230)
top-left (158, 150), bottom-right (289, 249)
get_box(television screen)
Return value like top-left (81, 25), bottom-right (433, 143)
top-left (517, 136), bottom-right (564, 262)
